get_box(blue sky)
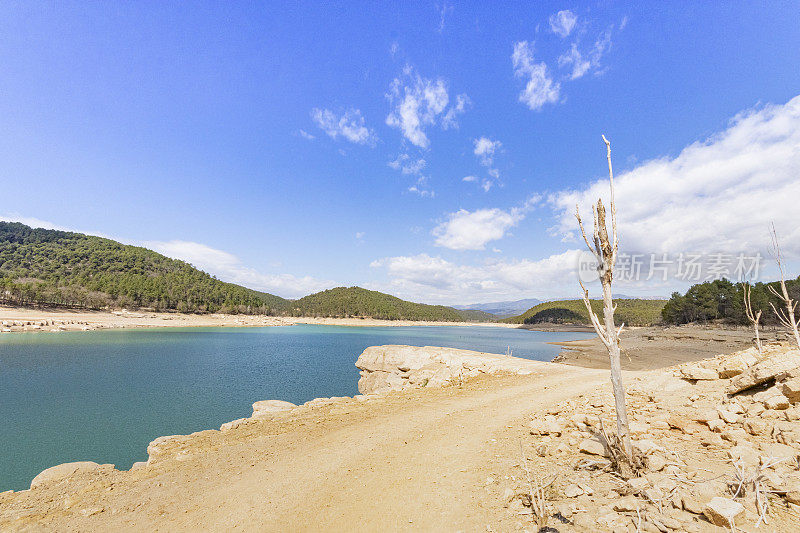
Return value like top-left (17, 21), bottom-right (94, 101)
top-left (1, 2), bottom-right (799, 304)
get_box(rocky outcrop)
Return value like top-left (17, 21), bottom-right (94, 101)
top-left (30, 461), bottom-right (107, 489)
top-left (355, 345), bottom-right (543, 394)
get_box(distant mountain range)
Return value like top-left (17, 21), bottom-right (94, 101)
top-left (452, 298), bottom-right (542, 318)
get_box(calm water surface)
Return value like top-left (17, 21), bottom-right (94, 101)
top-left (0, 324), bottom-right (589, 490)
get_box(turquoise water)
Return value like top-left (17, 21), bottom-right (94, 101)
top-left (0, 324), bottom-right (589, 491)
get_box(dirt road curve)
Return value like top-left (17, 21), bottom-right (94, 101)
top-left (2, 364), bottom-right (608, 532)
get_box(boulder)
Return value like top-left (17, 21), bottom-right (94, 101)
top-left (727, 350), bottom-right (800, 393)
top-left (252, 399), bottom-right (296, 416)
top-left (765, 394), bottom-right (791, 410)
top-left (781, 377), bottom-right (800, 403)
top-left (703, 497), bottom-right (744, 527)
top-left (355, 345), bottom-right (543, 394)
top-left (357, 370), bottom-right (406, 395)
top-left (30, 461), bottom-right (102, 489)
top-left (716, 407), bottom-right (739, 424)
top-left (613, 495), bottom-right (640, 512)
top-left (579, 438), bottom-right (607, 457)
top-left (681, 366), bottom-right (717, 381)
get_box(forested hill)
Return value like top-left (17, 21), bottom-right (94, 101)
top-left (286, 286), bottom-right (470, 322)
top-left (503, 298), bottom-right (667, 327)
top-left (0, 222), bottom-right (287, 313)
top-left (0, 222), bottom-right (490, 321)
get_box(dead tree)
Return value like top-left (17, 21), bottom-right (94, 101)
top-left (575, 135), bottom-right (632, 463)
top-left (768, 224), bottom-right (800, 349)
top-left (742, 282), bottom-right (763, 354)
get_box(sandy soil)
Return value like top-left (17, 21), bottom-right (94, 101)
top-left (0, 366), bottom-right (609, 532)
top-left (549, 325), bottom-right (780, 371)
top-left (0, 306), bottom-right (512, 333)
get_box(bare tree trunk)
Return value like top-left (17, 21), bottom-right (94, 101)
top-left (768, 224), bottom-right (800, 349)
top-left (742, 282), bottom-right (763, 354)
top-left (576, 135), bottom-right (632, 461)
top-left (602, 277), bottom-right (631, 456)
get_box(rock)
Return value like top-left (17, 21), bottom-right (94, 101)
top-left (743, 418), bottom-right (768, 436)
top-left (765, 394), bottom-right (791, 410)
top-left (220, 418), bottom-right (248, 432)
top-left (706, 419), bottom-right (724, 433)
top-left (787, 491), bottom-right (800, 505)
top-left (30, 461), bottom-right (102, 489)
top-left (628, 421), bottom-right (649, 434)
top-left (753, 385), bottom-right (783, 403)
top-left (628, 477), bottom-right (650, 492)
top-left (613, 495), bottom-right (640, 512)
top-left (681, 366), bottom-right (717, 381)
top-left (715, 407), bottom-right (739, 424)
top-left (354, 345), bottom-right (542, 394)
top-left (691, 409), bottom-right (719, 424)
top-left (357, 370), bottom-right (406, 395)
top-left (703, 497), bottom-right (744, 528)
top-left (633, 439), bottom-right (662, 456)
top-left (130, 461), bottom-right (147, 471)
top-left (646, 454), bottom-right (667, 472)
top-left (579, 438), bottom-right (607, 457)
top-left (682, 496), bottom-right (705, 515)
top-left (727, 445), bottom-right (760, 465)
top-left (564, 483), bottom-right (584, 498)
top-left (529, 416), bottom-right (564, 436)
top-left (727, 350), bottom-right (800, 393)
top-left (146, 434), bottom-right (191, 462)
top-left (721, 428), bottom-right (748, 445)
top-left (252, 399), bottom-right (296, 416)
top-left (781, 378), bottom-right (800, 403)
top-left (760, 442), bottom-right (797, 464)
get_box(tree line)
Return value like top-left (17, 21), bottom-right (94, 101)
top-left (661, 277), bottom-right (800, 325)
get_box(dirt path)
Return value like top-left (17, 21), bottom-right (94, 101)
top-left (2, 365), bottom-right (608, 532)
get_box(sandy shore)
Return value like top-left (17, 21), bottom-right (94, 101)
top-left (0, 306), bottom-right (515, 334)
top-left (549, 324), bottom-right (779, 370)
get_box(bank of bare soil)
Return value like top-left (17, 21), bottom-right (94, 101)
top-left (549, 325), bottom-right (773, 371)
top-left (0, 305), bottom-right (516, 334)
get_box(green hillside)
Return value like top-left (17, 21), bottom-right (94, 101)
top-left (287, 286), bottom-right (467, 321)
top-left (504, 298), bottom-right (667, 326)
top-left (0, 222), bottom-right (287, 313)
top-left (0, 222), bottom-right (482, 321)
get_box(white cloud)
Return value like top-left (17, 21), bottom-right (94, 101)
top-left (474, 137), bottom-right (502, 166)
top-left (145, 240), bottom-right (335, 298)
top-left (550, 95), bottom-right (800, 259)
top-left (408, 184), bottom-right (435, 198)
top-left (442, 94), bottom-right (470, 130)
top-left (298, 129), bottom-right (315, 140)
top-left (433, 207), bottom-right (525, 250)
top-left (549, 10), bottom-right (578, 38)
top-left (385, 66), bottom-right (468, 148)
top-left (389, 153), bottom-right (435, 197)
top-left (512, 41), bottom-right (560, 111)
top-left (388, 154), bottom-right (426, 175)
top-left (462, 175), bottom-right (478, 182)
top-left (370, 250), bottom-right (584, 303)
top-left (559, 28), bottom-right (613, 80)
top-left (311, 108), bottom-right (377, 145)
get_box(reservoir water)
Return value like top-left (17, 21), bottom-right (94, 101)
top-left (0, 324), bottom-right (589, 491)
